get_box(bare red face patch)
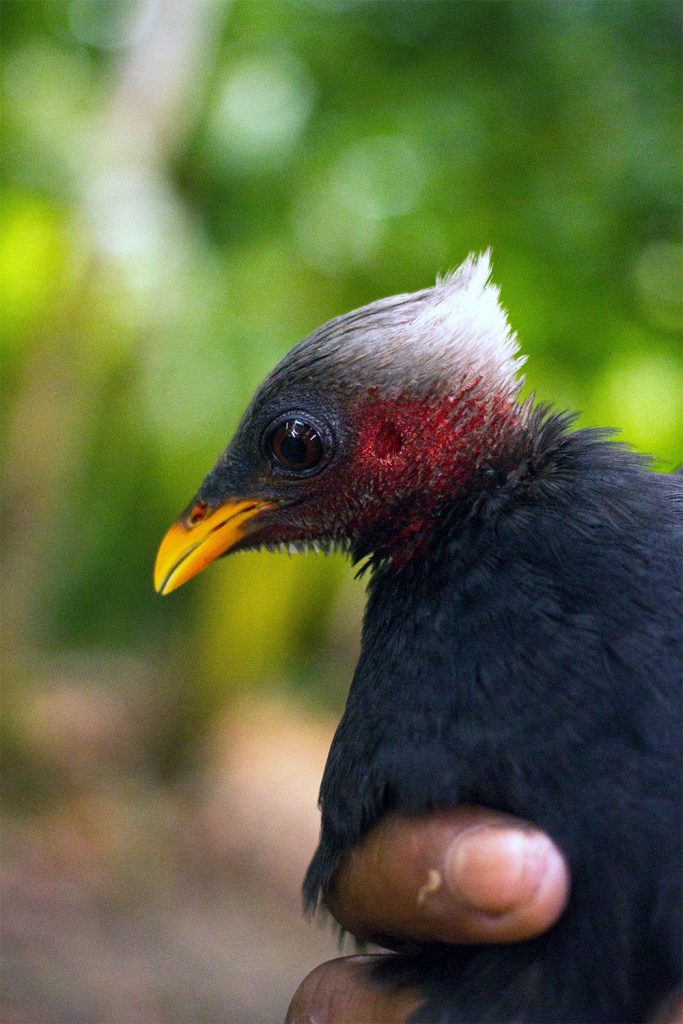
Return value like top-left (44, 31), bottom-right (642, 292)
top-left (373, 421), bottom-right (404, 460)
top-left (342, 386), bottom-right (518, 562)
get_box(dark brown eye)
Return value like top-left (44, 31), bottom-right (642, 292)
top-left (268, 418), bottom-right (324, 472)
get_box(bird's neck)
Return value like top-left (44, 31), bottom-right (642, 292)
top-left (347, 386), bottom-right (528, 568)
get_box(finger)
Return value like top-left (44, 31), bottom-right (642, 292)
top-left (326, 805), bottom-right (569, 946)
top-left (648, 989), bottom-right (683, 1024)
top-left (285, 955), bottom-right (422, 1024)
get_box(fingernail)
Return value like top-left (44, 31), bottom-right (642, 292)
top-left (445, 826), bottom-right (549, 914)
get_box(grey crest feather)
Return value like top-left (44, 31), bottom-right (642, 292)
top-left (262, 252), bottom-right (525, 402)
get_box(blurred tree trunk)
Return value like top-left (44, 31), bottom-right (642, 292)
top-left (3, 0), bottom-right (225, 655)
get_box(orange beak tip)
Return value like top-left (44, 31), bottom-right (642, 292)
top-left (154, 521), bottom-right (192, 595)
top-left (153, 500), bottom-right (276, 596)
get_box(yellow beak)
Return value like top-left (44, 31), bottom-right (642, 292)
top-left (154, 499), bottom-right (276, 595)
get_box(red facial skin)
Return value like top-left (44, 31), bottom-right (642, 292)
top-left (332, 385), bottom-right (521, 565)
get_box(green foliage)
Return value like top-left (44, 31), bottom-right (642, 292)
top-left (2, 0), bottom-right (681, 767)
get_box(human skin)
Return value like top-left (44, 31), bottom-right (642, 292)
top-left (286, 807), bottom-right (682, 1023)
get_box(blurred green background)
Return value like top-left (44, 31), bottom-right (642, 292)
top-left (1, 1), bottom-right (681, 1021)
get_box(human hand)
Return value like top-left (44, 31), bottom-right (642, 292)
top-left (286, 805), bottom-right (570, 1023)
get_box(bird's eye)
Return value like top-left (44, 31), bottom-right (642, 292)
top-left (268, 418), bottom-right (325, 472)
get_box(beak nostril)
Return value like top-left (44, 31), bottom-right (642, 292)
top-left (155, 498), bottom-right (275, 594)
top-left (187, 501), bottom-right (209, 527)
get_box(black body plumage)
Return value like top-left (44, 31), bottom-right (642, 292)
top-left (303, 412), bottom-right (682, 1023)
top-left (159, 255), bottom-right (682, 1022)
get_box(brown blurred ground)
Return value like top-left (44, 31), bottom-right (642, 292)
top-left (1, 677), bottom-right (344, 1024)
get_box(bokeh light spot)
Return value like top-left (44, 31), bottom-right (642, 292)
top-left (208, 55), bottom-right (314, 168)
top-left (0, 196), bottom-right (66, 346)
top-left (634, 240), bottom-right (683, 333)
top-left (331, 135), bottom-right (427, 220)
top-left (599, 347), bottom-right (682, 460)
top-left (292, 184), bottom-right (383, 273)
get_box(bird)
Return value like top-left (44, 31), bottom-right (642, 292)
top-left (154, 253), bottom-right (682, 1023)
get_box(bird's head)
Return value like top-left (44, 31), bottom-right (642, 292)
top-left (155, 252), bottom-right (526, 594)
